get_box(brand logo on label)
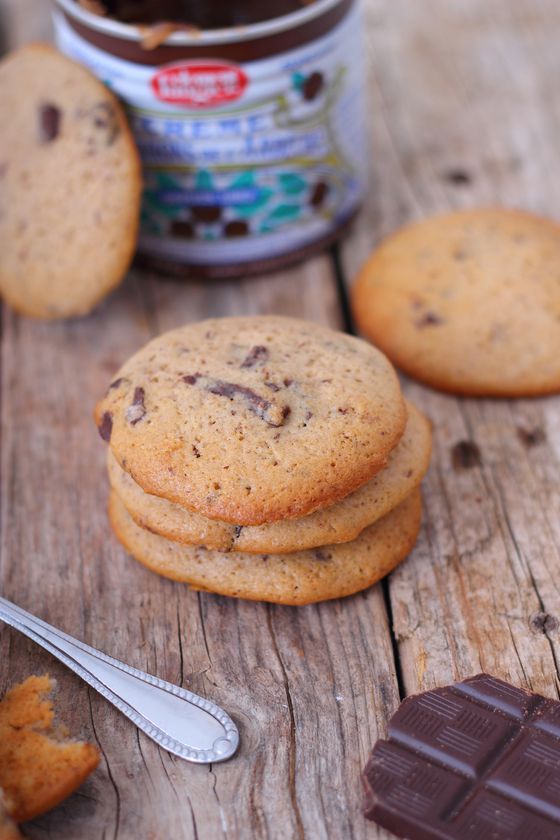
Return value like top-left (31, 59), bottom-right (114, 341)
top-left (151, 62), bottom-right (248, 107)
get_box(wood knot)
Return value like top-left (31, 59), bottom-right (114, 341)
top-left (451, 440), bottom-right (482, 470)
top-left (529, 611), bottom-right (558, 636)
top-left (443, 168), bottom-right (472, 186)
top-left (517, 426), bottom-right (546, 448)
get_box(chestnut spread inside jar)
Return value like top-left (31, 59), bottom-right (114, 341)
top-left (80, 0), bottom-right (315, 28)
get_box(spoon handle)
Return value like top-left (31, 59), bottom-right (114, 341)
top-left (0, 596), bottom-right (238, 764)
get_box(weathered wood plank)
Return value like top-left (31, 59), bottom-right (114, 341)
top-left (0, 258), bottom-right (398, 839)
top-left (1, 0), bottom-right (400, 836)
top-left (341, 0), bottom-right (560, 700)
top-left (0, 0), bottom-right (52, 51)
top-left (9, 0), bottom-right (560, 837)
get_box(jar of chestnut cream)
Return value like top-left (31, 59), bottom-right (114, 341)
top-left (54, 0), bottom-right (367, 277)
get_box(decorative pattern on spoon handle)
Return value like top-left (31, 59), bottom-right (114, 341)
top-left (0, 596), bottom-right (239, 764)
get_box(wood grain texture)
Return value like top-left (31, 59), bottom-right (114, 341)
top-left (341, 0), bottom-right (560, 700)
top-left (2, 0), bottom-right (560, 838)
top-left (0, 262), bottom-right (398, 840)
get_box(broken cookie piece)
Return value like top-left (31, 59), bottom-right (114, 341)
top-left (0, 793), bottom-right (22, 840)
top-left (0, 675), bottom-right (100, 823)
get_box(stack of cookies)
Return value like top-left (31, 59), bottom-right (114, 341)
top-left (95, 316), bottom-right (431, 605)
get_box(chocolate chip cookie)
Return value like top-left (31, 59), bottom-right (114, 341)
top-left (0, 44), bottom-right (141, 318)
top-left (109, 488), bottom-right (422, 605)
top-left (96, 316), bottom-right (407, 525)
top-left (0, 793), bottom-right (21, 840)
top-left (108, 400), bottom-right (431, 553)
top-left (352, 208), bottom-right (560, 395)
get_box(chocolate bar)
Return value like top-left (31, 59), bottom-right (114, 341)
top-left (362, 673), bottom-right (560, 839)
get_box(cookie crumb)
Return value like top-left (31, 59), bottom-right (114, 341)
top-left (517, 426), bottom-right (546, 448)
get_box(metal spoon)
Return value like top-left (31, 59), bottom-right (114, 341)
top-left (0, 596), bottom-right (238, 764)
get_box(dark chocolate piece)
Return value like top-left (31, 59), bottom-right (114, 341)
top-left (362, 673), bottom-right (560, 839)
top-left (241, 345), bottom-right (269, 368)
top-left (126, 386), bottom-right (146, 425)
top-left (183, 373), bottom-right (200, 386)
top-left (183, 374), bottom-right (290, 427)
top-left (38, 103), bottom-right (61, 144)
top-left (97, 411), bottom-right (113, 442)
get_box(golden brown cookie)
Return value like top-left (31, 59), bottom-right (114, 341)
top-left (109, 488), bottom-right (422, 605)
top-left (352, 208), bottom-right (560, 396)
top-left (0, 675), bottom-right (100, 823)
top-left (108, 400), bottom-right (431, 553)
top-left (0, 794), bottom-right (22, 840)
top-left (96, 316), bottom-right (407, 525)
top-left (0, 44), bottom-right (141, 319)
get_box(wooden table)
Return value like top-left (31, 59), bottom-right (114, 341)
top-left (2, 2), bottom-right (560, 838)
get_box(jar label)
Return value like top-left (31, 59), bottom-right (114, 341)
top-left (54, 4), bottom-right (366, 266)
top-left (151, 63), bottom-right (249, 108)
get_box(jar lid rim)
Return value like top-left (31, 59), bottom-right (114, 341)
top-left (53, 0), bottom-right (343, 46)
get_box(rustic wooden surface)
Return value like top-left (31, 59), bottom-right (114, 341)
top-left (1, 1), bottom-right (560, 838)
